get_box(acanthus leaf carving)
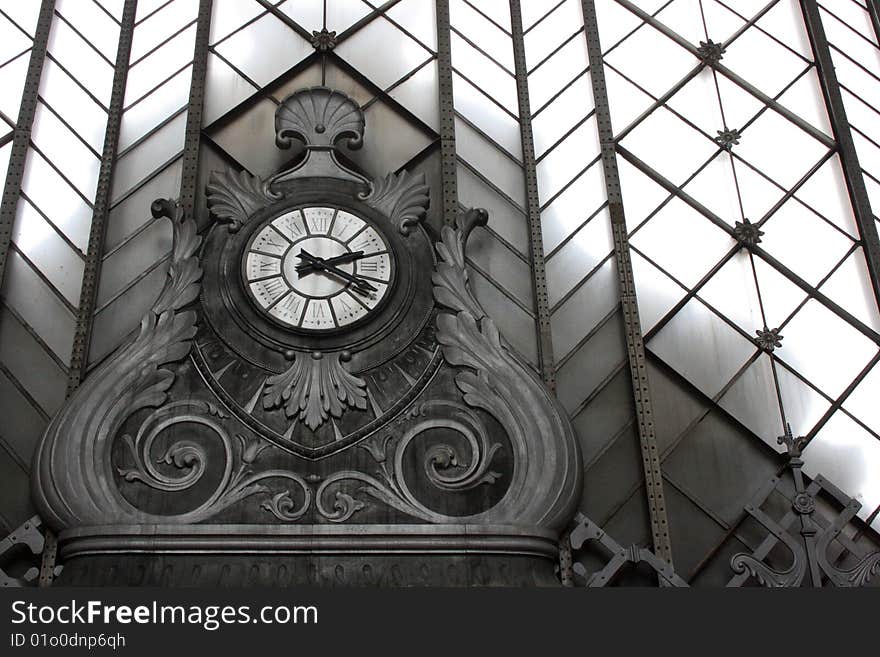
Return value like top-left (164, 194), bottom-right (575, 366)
top-left (431, 208), bottom-right (486, 318)
top-left (206, 167), bottom-right (274, 232)
top-left (361, 171), bottom-right (430, 236)
top-left (428, 207), bottom-right (582, 531)
top-left (262, 351), bottom-right (367, 431)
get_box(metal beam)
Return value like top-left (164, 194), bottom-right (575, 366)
top-left (581, 0), bottom-right (674, 569)
top-left (66, 0), bottom-right (138, 394)
top-left (0, 0), bottom-right (55, 294)
top-left (435, 0), bottom-right (458, 227)
top-left (509, 0), bottom-right (556, 392)
top-left (179, 0), bottom-right (213, 221)
top-left (799, 0), bottom-right (880, 311)
top-left (867, 0), bottom-right (880, 48)
top-left (36, 0), bottom-right (140, 589)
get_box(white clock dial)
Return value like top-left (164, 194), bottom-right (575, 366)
top-left (243, 206), bottom-right (395, 331)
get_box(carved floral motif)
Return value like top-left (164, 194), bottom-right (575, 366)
top-left (262, 351), bottom-right (367, 431)
top-left (206, 168), bottom-right (275, 232)
top-left (360, 171), bottom-right (430, 236)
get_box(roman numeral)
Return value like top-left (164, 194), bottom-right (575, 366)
top-left (359, 261), bottom-right (378, 272)
top-left (280, 295), bottom-right (301, 310)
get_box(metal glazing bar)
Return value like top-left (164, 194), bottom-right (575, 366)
top-left (867, 0), bottom-right (880, 47)
top-left (0, 0), bottom-right (55, 294)
top-left (179, 0), bottom-right (213, 221)
top-left (66, 0), bottom-right (138, 395)
top-left (509, 0), bottom-right (556, 391)
top-left (581, 0), bottom-right (673, 568)
top-left (799, 0), bottom-right (880, 311)
top-left (253, 0), bottom-right (312, 41)
top-left (436, 0), bottom-right (458, 227)
top-left (613, 0), bottom-right (835, 149)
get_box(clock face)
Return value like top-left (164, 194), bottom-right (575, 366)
top-left (242, 206), bottom-right (395, 332)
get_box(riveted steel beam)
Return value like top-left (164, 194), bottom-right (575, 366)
top-left (36, 0), bottom-right (140, 589)
top-left (509, 0), bottom-right (556, 392)
top-left (0, 0), bottom-right (55, 294)
top-left (179, 0), bottom-right (213, 221)
top-left (581, 0), bottom-right (673, 569)
top-left (799, 0), bottom-right (880, 311)
top-left (66, 0), bottom-right (138, 395)
top-left (436, 0), bottom-right (458, 227)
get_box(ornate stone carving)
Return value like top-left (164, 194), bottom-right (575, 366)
top-left (361, 171), bottom-right (430, 236)
top-left (206, 168), bottom-right (275, 232)
top-left (117, 400), bottom-right (311, 522)
top-left (32, 86), bottom-right (584, 587)
top-left (32, 200), bottom-right (307, 527)
top-left (315, 400), bottom-right (503, 522)
top-left (262, 350), bottom-right (367, 431)
top-left (33, 199), bottom-right (203, 529)
top-left (269, 87), bottom-right (367, 187)
top-left (429, 208), bottom-right (581, 530)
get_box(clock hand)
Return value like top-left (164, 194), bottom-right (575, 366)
top-left (295, 250), bottom-right (365, 275)
top-left (298, 250), bottom-right (377, 295)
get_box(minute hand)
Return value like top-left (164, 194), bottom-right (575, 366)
top-left (298, 250), bottom-right (376, 294)
top-left (296, 250), bottom-right (365, 275)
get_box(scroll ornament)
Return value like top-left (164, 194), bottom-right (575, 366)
top-left (31, 199), bottom-right (309, 529)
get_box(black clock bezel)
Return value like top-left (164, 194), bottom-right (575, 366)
top-left (199, 178), bottom-right (434, 368)
top-left (239, 204), bottom-right (398, 335)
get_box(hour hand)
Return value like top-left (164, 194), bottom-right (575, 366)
top-left (295, 250), bottom-right (364, 275)
top-left (297, 250), bottom-right (376, 295)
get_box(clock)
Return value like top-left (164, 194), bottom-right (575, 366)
top-left (242, 205), bottom-right (395, 332)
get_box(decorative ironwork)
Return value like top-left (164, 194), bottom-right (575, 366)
top-left (697, 39), bottom-right (726, 65)
top-left (569, 513), bottom-right (688, 587)
top-left (733, 218), bottom-right (764, 247)
top-left (754, 326), bottom-right (783, 353)
top-left (728, 425), bottom-right (880, 587)
top-left (714, 128), bottom-right (742, 150)
top-left (1, 516), bottom-right (52, 587)
top-left (310, 28), bottom-right (337, 52)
